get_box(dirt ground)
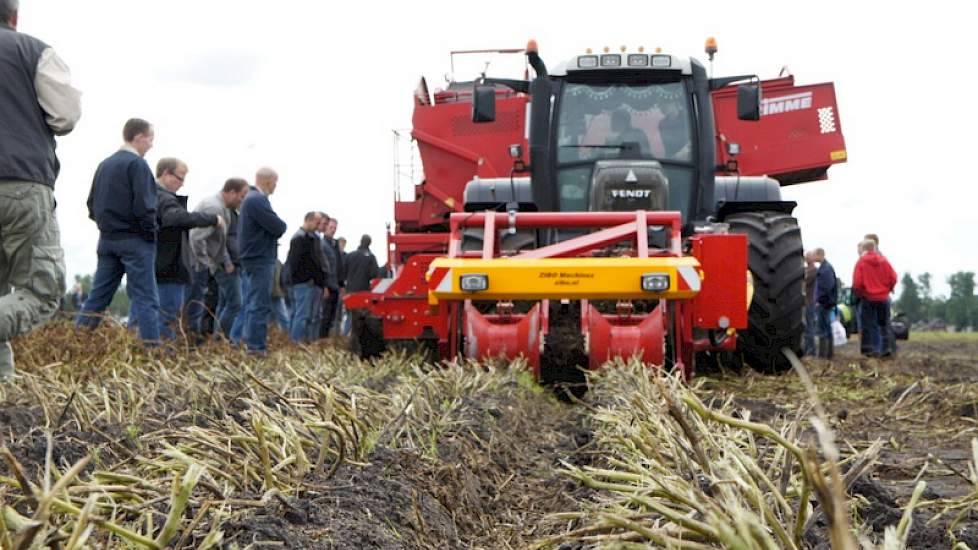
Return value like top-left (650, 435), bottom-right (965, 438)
top-left (2, 327), bottom-right (977, 548)
top-left (704, 333), bottom-right (978, 546)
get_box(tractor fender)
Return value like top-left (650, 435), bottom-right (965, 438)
top-left (713, 175), bottom-right (797, 220)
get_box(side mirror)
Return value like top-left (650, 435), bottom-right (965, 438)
top-left (472, 85), bottom-right (496, 123)
top-left (737, 84), bottom-right (762, 121)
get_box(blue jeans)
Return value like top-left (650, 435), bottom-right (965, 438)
top-left (289, 282), bottom-right (320, 343)
top-left (321, 290), bottom-right (339, 337)
top-left (186, 267), bottom-right (210, 334)
top-left (214, 267), bottom-right (242, 339)
top-left (816, 304), bottom-right (835, 359)
top-left (308, 290), bottom-right (324, 341)
top-left (242, 260), bottom-right (275, 353)
top-left (229, 269), bottom-right (250, 344)
top-left (860, 300), bottom-right (889, 356)
top-left (131, 282), bottom-right (184, 339)
top-left (271, 297), bottom-right (289, 330)
top-left (804, 304), bottom-right (817, 356)
top-left (76, 236), bottom-right (160, 343)
top-left (882, 298), bottom-right (896, 356)
top-left (157, 283), bottom-right (185, 339)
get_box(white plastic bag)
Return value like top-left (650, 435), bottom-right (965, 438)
top-left (831, 319), bottom-right (848, 347)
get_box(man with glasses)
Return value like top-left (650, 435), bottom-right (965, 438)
top-left (147, 158), bottom-right (222, 339)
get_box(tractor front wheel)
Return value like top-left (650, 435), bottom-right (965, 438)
top-left (726, 211), bottom-right (806, 373)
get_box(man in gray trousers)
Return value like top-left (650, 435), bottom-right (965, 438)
top-left (0, 0), bottom-right (82, 382)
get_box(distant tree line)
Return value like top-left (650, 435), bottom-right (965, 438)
top-left (895, 271), bottom-right (976, 330)
top-left (60, 274), bottom-right (130, 318)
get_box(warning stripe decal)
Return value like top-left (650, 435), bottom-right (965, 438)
top-left (677, 266), bottom-right (701, 292)
top-left (435, 269), bottom-right (454, 294)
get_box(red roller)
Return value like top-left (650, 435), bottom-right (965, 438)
top-left (583, 302), bottom-right (665, 371)
top-left (463, 302), bottom-right (542, 370)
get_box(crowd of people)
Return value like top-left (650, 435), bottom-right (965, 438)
top-left (803, 234), bottom-right (898, 360)
top-left (0, 2), bottom-right (388, 381)
top-left (68, 118), bottom-right (383, 356)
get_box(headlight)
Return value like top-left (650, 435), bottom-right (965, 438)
top-left (460, 274), bottom-right (489, 292)
top-left (651, 55), bottom-right (672, 67)
top-left (641, 273), bottom-right (670, 292)
top-left (627, 54), bottom-right (649, 67)
top-left (600, 54), bottom-right (621, 67)
top-left (577, 55), bottom-right (598, 68)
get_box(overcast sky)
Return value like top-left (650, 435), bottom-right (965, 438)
top-left (18, 0), bottom-right (976, 296)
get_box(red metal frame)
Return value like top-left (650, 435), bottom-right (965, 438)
top-left (712, 76), bottom-right (846, 184)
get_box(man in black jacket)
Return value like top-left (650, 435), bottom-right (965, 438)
top-left (150, 158), bottom-right (221, 339)
top-left (285, 212), bottom-right (328, 342)
top-left (345, 235), bottom-right (380, 293)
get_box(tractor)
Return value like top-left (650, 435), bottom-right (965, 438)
top-left (345, 39), bottom-right (846, 381)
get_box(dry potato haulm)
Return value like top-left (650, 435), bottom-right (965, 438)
top-left (4, 1), bottom-right (978, 548)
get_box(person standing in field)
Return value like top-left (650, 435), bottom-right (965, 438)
top-left (853, 239), bottom-right (898, 358)
top-left (803, 250), bottom-right (818, 357)
top-left (149, 157), bottom-right (222, 339)
top-left (270, 259), bottom-right (290, 331)
top-left (0, 0), bottom-right (81, 382)
top-left (187, 177), bottom-right (249, 338)
top-left (319, 216), bottom-right (343, 338)
top-left (813, 247), bottom-right (838, 360)
top-left (236, 167), bottom-right (287, 355)
top-left (863, 232), bottom-right (896, 355)
top-left (226, 193), bottom-right (249, 341)
top-left (285, 212), bottom-right (329, 343)
top-left (344, 234), bottom-right (380, 293)
top-left (76, 119), bottom-right (161, 343)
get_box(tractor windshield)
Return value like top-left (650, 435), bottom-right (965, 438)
top-left (557, 82), bottom-right (693, 162)
top-left (554, 81), bottom-right (696, 215)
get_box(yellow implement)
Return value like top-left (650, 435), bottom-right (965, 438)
top-left (427, 256), bottom-right (703, 305)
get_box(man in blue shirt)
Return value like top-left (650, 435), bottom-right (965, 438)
top-left (236, 167), bottom-right (287, 354)
top-left (76, 119), bottom-right (161, 344)
top-left (813, 247), bottom-right (838, 359)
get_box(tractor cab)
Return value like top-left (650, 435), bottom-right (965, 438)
top-left (544, 53), bottom-right (706, 222)
top-left (473, 45), bottom-right (763, 230)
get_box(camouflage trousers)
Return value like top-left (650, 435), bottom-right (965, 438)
top-left (0, 181), bottom-right (67, 369)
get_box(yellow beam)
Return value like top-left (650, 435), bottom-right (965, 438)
top-left (428, 256), bottom-right (702, 304)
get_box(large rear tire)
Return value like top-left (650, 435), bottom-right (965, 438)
top-left (726, 211), bottom-right (806, 373)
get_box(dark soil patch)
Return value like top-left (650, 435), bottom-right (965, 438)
top-left (225, 380), bottom-right (593, 549)
top-left (852, 475), bottom-right (978, 548)
top-left (224, 447), bottom-right (459, 549)
top-left (729, 397), bottom-right (789, 422)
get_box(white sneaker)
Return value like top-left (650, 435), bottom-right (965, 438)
top-left (0, 343), bottom-right (14, 383)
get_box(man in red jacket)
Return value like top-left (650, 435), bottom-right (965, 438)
top-left (852, 239), bottom-right (897, 357)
